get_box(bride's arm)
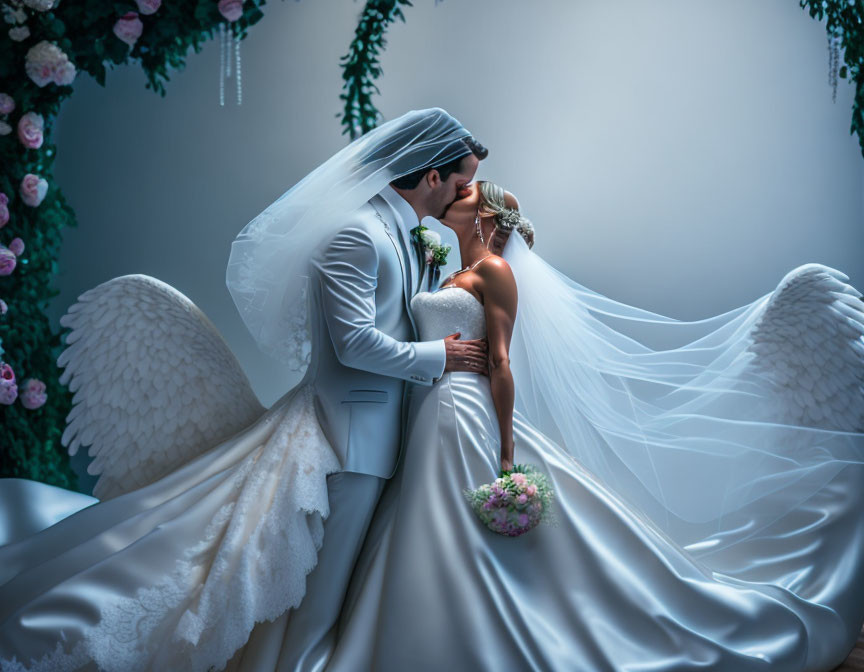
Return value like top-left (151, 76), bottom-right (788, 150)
top-left (478, 256), bottom-right (518, 472)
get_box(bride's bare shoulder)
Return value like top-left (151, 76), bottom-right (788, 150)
top-left (477, 255), bottom-right (517, 309)
top-left (477, 254), bottom-right (514, 281)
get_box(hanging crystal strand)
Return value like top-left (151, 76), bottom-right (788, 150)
top-left (226, 20), bottom-right (232, 79)
top-left (235, 25), bottom-right (242, 106)
top-left (218, 21), bottom-right (226, 107)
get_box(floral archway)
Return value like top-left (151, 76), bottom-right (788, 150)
top-left (0, 0), bottom-right (860, 492)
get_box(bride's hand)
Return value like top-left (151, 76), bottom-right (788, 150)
top-left (500, 457), bottom-right (513, 473)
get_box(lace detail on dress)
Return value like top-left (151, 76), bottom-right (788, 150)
top-left (411, 287), bottom-right (486, 342)
top-left (0, 384), bottom-right (341, 672)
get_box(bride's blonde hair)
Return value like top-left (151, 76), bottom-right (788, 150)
top-left (478, 180), bottom-right (535, 249)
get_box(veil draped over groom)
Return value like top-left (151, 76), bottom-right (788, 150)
top-left (225, 108), bottom-right (474, 372)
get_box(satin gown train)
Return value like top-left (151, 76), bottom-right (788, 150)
top-left (1, 286), bottom-right (863, 671)
top-left (325, 286), bottom-right (864, 672)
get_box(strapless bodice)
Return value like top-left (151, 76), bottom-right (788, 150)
top-left (410, 287), bottom-right (486, 341)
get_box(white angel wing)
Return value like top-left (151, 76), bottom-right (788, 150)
top-left (57, 274), bottom-right (266, 500)
top-left (746, 263), bottom-right (864, 432)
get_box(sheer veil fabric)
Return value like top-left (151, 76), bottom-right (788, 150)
top-left (501, 231), bottom-right (864, 562)
top-left (225, 107), bottom-right (473, 371)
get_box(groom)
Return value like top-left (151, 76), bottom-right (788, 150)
top-left (271, 111), bottom-right (489, 671)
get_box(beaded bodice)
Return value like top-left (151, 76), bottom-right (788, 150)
top-left (410, 287), bottom-right (486, 341)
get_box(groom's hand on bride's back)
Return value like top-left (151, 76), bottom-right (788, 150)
top-left (443, 333), bottom-right (489, 376)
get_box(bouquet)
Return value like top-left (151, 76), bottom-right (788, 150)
top-left (463, 463), bottom-right (556, 537)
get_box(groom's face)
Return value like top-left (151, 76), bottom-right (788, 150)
top-left (432, 153), bottom-right (480, 219)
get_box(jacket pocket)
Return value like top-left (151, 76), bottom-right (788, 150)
top-left (341, 389), bottom-right (389, 404)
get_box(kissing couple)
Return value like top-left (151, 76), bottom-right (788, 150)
top-left (3, 108), bottom-right (864, 672)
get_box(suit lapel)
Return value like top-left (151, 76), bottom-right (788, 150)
top-left (371, 197), bottom-right (419, 339)
top-left (397, 219), bottom-right (420, 298)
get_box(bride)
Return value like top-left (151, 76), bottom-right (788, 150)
top-left (319, 179), bottom-right (864, 671)
top-left (2, 120), bottom-right (864, 671)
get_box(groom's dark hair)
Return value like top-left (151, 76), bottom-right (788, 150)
top-left (390, 136), bottom-right (488, 190)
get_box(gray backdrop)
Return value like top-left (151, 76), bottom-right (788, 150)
top-left (48, 0), bottom-right (863, 489)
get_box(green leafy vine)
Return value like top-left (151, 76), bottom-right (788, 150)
top-left (339, 0), bottom-right (414, 140)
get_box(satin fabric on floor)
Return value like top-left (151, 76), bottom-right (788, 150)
top-left (0, 386), bottom-right (342, 672)
top-left (328, 368), bottom-right (864, 672)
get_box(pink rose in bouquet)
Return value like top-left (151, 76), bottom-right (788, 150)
top-left (113, 12), bottom-right (143, 47)
top-left (9, 238), bottom-right (24, 256)
top-left (464, 463), bottom-right (556, 537)
top-left (0, 247), bottom-right (16, 275)
top-left (17, 111), bottom-right (44, 149)
top-left (20, 173), bottom-right (47, 207)
top-left (0, 299), bottom-right (7, 316)
top-left (19, 378), bottom-right (47, 409)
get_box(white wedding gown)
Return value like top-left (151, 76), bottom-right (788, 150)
top-left (1, 285), bottom-right (864, 671)
top-left (0, 384), bottom-right (343, 672)
top-left (324, 285), bottom-right (864, 672)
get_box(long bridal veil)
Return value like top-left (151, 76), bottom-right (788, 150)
top-left (502, 232), bottom-right (864, 557)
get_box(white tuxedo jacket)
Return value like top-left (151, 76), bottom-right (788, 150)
top-left (303, 186), bottom-right (447, 479)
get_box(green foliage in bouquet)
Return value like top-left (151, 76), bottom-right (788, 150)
top-left (464, 463), bottom-right (557, 537)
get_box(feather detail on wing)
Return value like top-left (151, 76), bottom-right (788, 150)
top-left (745, 263), bottom-right (864, 433)
top-left (57, 274), bottom-right (266, 499)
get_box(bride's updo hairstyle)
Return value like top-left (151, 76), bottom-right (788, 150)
top-left (478, 180), bottom-right (535, 249)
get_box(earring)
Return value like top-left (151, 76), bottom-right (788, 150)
top-left (474, 211), bottom-right (484, 244)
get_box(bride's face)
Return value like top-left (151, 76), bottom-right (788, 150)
top-left (439, 182), bottom-right (522, 254)
top-left (438, 181), bottom-right (482, 234)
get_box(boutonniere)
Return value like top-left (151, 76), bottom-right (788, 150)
top-left (410, 224), bottom-right (451, 270)
top-left (410, 224), bottom-right (451, 291)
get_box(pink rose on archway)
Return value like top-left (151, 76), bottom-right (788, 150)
top-left (24, 41), bottom-right (77, 88)
top-left (17, 112), bottom-right (44, 149)
top-left (0, 193), bottom-right (8, 228)
top-left (113, 12), bottom-right (144, 47)
top-left (0, 93), bottom-right (14, 115)
top-left (136, 0), bottom-right (162, 15)
top-left (218, 0), bottom-right (244, 23)
top-left (19, 173), bottom-right (48, 207)
top-left (19, 378), bottom-right (47, 410)
top-left (0, 247), bottom-right (16, 276)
